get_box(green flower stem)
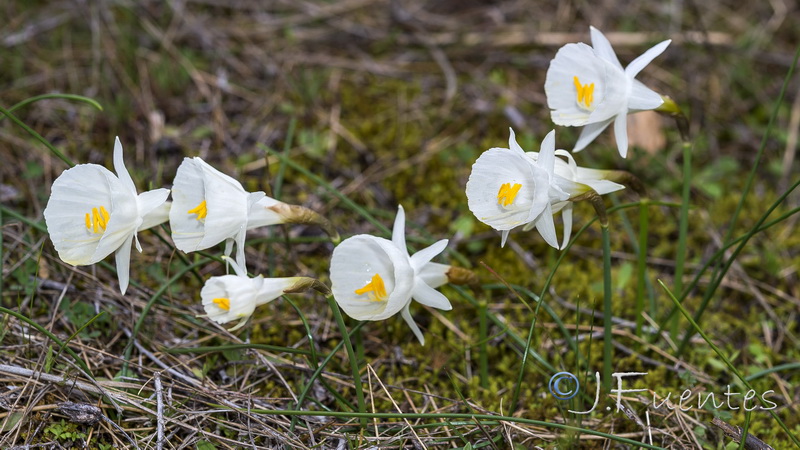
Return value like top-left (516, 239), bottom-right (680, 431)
top-left (671, 141), bottom-right (692, 340)
top-left (602, 224), bottom-right (612, 392)
top-left (660, 280), bottom-right (800, 448)
top-left (326, 295), bottom-right (366, 428)
top-left (213, 406), bottom-right (665, 449)
top-left (0, 105), bottom-right (75, 167)
top-left (636, 199), bottom-right (649, 336)
top-left (478, 298), bottom-right (489, 389)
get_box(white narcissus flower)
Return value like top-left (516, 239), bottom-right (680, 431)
top-left (545, 26), bottom-right (671, 158)
top-left (170, 157), bottom-right (264, 270)
top-left (330, 205), bottom-right (453, 345)
top-left (43, 137), bottom-right (170, 295)
top-left (201, 256), bottom-right (320, 331)
top-left (467, 128), bottom-right (624, 249)
top-left (170, 157), bottom-right (339, 270)
top-left (466, 128), bottom-right (569, 248)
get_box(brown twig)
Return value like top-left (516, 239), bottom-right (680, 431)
top-left (711, 417), bottom-right (775, 450)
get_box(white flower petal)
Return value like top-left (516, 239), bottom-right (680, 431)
top-left (574, 118), bottom-right (614, 152)
top-left (115, 234), bottom-right (134, 295)
top-left (628, 79), bottom-right (664, 111)
top-left (409, 239), bottom-right (448, 272)
top-left (169, 158), bottom-right (209, 252)
top-left (200, 167), bottom-right (249, 250)
top-left (392, 205), bottom-right (407, 253)
top-left (536, 130), bottom-right (557, 174)
top-left (330, 235), bottom-right (414, 321)
top-left (138, 200), bottom-right (171, 231)
top-left (412, 278), bottom-right (452, 310)
top-left (500, 229), bottom-right (511, 247)
top-left (137, 188), bottom-right (170, 220)
top-left (254, 277), bottom-right (301, 306)
top-left (246, 195), bottom-right (284, 229)
top-left (417, 262), bottom-right (449, 289)
top-left (590, 26), bottom-right (623, 69)
top-left (401, 304), bottom-right (425, 346)
top-left (625, 40), bottom-right (671, 79)
top-left (534, 203), bottom-right (560, 249)
top-left (466, 147), bottom-right (543, 231)
top-left (561, 204), bottom-right (573, 250)
top-left (613, 112), bottom-right (630, 158)
top-left (113, 137), bottom-right (137, 196)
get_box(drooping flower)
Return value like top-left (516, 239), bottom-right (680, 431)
top-left (330, 205), bottom-right (456, 345)
top-left (43, 137), bottom-right (170, 294)
top-left (545, 26), bottom-right (671, 158)
top-left (169, 157), bottom-right (338, 270)
top-left (201, 256), bottom-right (324, 331)
top-left (467, 128), bottom-right (624, 249)
top-left (170, 157), bottom-right (263, 269)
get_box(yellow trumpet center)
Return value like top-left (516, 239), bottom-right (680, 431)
top-left (354, 273), bottom-right (388, 302)
top-left (573, 76), bottom-right (595, 109)
top-left (188, 200), bottom-right (208, 221)
top-left (84, 206), bottom-right (110, 234)
top-left (212, 297), bottom-right (231, 311)
top-left (497, 183), bottom-right (522, 207)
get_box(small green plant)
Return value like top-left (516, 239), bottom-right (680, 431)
top-left (44, 419), bottom-right (87, 442)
